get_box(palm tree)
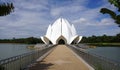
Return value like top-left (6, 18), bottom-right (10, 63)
top-left (100, 0), bottom-right (120, 27)
top-left (0, 2), bottom-right (14, 16)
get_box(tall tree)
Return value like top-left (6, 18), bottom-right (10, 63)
top-left (100, 0), bottom-right (120, 27)
top-left (0, 2), bottom-right (14, 16)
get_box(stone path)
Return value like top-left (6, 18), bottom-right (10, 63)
top-left (29, 45), bottom-right (92, 70)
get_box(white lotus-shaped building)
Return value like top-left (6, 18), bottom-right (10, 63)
top-left (41, 18), bottom-right (82, 44)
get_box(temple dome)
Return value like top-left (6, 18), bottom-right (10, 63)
top-left (41, 18), bottom-right (82, 44)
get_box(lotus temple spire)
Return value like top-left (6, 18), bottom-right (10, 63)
top-left (41, 18), bottom-right (82, 44)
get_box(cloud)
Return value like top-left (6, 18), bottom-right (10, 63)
top-left (0, 0), bottom-right (119, 39)
top-left (50, 0), bottom-right (88, 17)
top-left (74, 18), bottom-right (115, 26)
top-left (99, 18), bottom-right (114, 26)
top-left (0, 0), bottom-right (51, 39)
top-left (72, 17), bottom-right (120, 36)
top-left (73, 18), bottom-right (87, 24)
top-left (50, 5), bottom-right (86, 17)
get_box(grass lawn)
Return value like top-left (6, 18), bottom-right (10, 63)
top-left (84, 43), bottom-right (120, 47)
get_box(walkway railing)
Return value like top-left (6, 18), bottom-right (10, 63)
top-left (68, 45), bottom-right (120, 70)
top-left (0, 45), bottom-right (55, 70)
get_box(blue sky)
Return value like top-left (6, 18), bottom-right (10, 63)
top-left (0, 0), bottom-right (120, 39)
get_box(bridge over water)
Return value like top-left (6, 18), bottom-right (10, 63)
top-left (0, 44), bottom-right (119, 70)
top-left (29, 45), bottom-right (93, 70)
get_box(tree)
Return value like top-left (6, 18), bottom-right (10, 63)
top-left (0, 2), bottom-right (14, 16)
top-left (80, 34), bottom-right (120, 43)
top-left (0, 37), bottom-right (44, 44)
top-left (100, 0), bottom-right (120, 27)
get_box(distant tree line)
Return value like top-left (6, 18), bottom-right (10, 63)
top-left (81, 33), bottom-right (120, 43)
top-left (0, 33), bottom-right (120, 44)
top-left (0, 37), bottom-right (44, 44)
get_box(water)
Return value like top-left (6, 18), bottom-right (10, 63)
top-left (0, 43), bottom-right (33, 60)
top-left (86, 47), bottom-right (120, 62)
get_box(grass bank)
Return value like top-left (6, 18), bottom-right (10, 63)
top-left (85, 43), bottom-right (120, 47)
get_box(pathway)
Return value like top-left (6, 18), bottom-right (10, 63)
top-left (29, 45), bottom-right (92, 70)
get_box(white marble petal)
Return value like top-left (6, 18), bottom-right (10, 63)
top-left (41, 18), bottom-right (82, 44)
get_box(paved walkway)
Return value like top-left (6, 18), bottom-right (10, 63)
top-left (29, 45), bottom-right (91, 70)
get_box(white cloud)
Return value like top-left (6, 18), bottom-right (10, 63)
top-left (73, 18), bottom-right (87, 24)
top-left (73, 17), bottom-right (115, 26)
top-left (0, 0), bottom-right (119, 39)
top-left (50, 5), bottom-right (86, 17)
top-left (0, 0), bottom-right (51, 39)
top-left (99, 18), bottom-right (114, 26)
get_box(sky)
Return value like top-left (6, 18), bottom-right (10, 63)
top-left (0, 0), bottom-right (120, 39)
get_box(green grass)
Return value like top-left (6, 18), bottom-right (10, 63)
top-left (95, 63), bottom-right (103, 70)
top-left (0, 65), bottom-right (5, 70)
top-left (27, 45), bottom-right (35, 50)
top-left (85, 43), bottom-right (120, 47)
